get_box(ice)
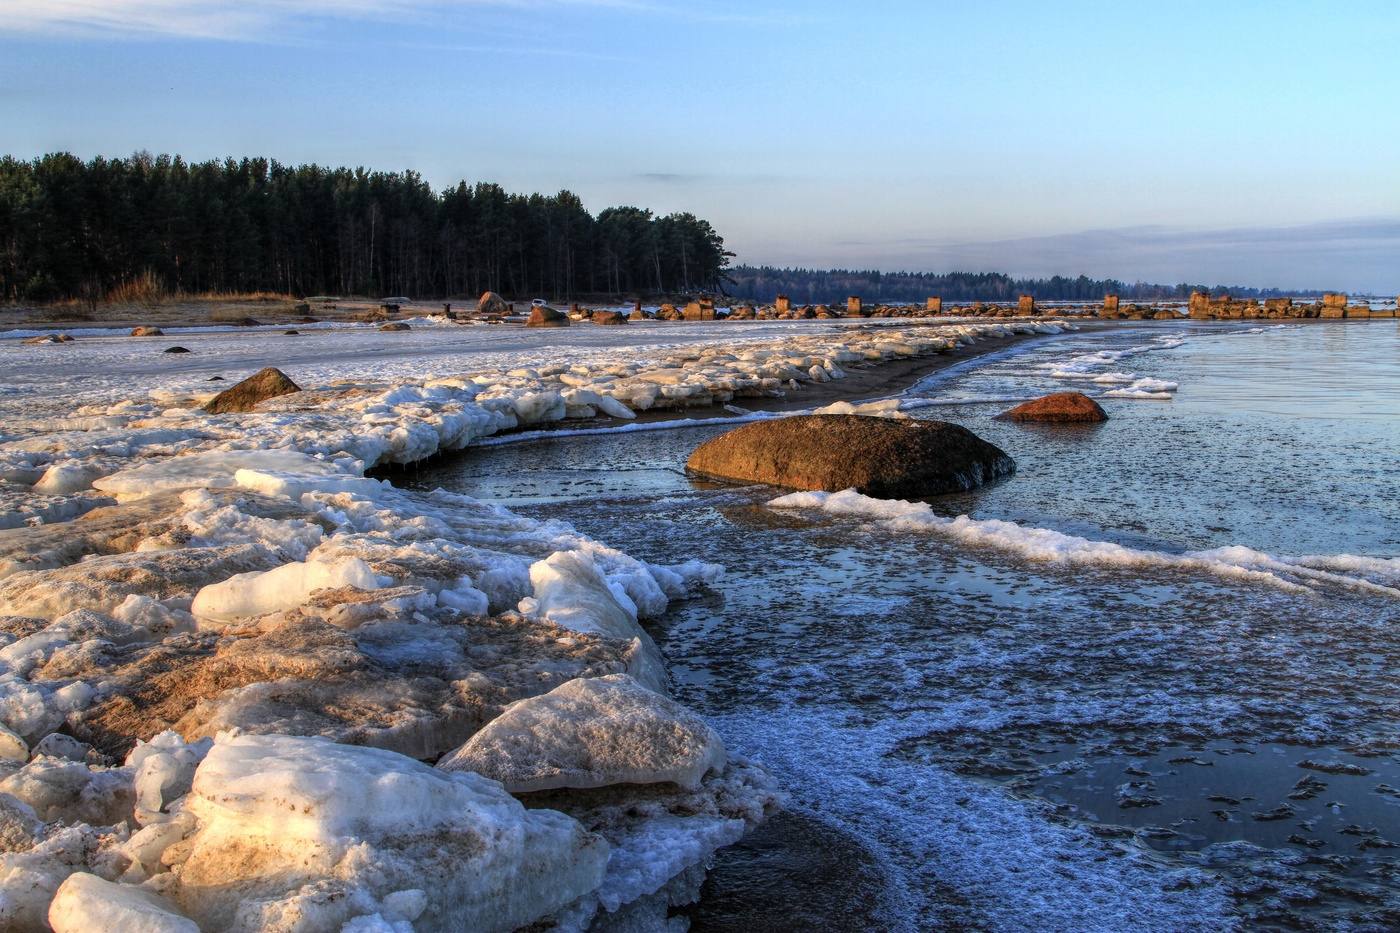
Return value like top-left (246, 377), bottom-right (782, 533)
top-left (528, 551), bottom-right (668, 694)
top-left (190, 555), bottom-right (380, 625)
top-left (0, 543), bottom-right (284, 618)
top-left (0, 823), bottom-right (130, 931)
top-left (93, 449), bottom-right (358, 501)
top-left (0, 726), bottom-right (27, 763)
top-left (126, 732), bottom-right (212, 821)
top-left (177, 733), bottom-right (610, 933)
top-left (438, 674), bottom-right (726, 792)
top-left (0, 757), bottom-right (134, 826)
top-left (48, 871), bottom-right (198, 933)
top-left (32, 461), bottom-right (113, 496)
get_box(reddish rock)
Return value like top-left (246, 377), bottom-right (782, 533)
top-left (478, 291), bottom-right (509, 316)
top-left (131, 326), bottom-right (164, 337)
top-left (686, 414), bottom-right (1014, 499)
top-left (592, 311), bottom-right (627, 325)
top-left (203, 367), bottom-right (301, 414)
top-left (525, 306), bottom-right (570, 328)
top-left (996, 392), bottom-right (1107, 423)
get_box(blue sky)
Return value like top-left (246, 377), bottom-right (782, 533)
top-left (3, 1), bottom-right (1397, 291)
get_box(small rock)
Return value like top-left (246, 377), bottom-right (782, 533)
top-left (131, 326), bottom-right (164, 337)
top-left (379, 321), bottom-right (411, 332)
top-left (23, 333), bottom-right (73, 344)
top-left (202, 367), bottom-right (301, 414)
top-left (526, 306), bottom-right (570, 328)
top-left (164, 346), bottom-right (191, 354)
top-left (283, 329), bottom-right (299, 336)
top-left (996, 392), bottom-right (1108, 423)
top-left (478, 291), bottom-right (509, 316)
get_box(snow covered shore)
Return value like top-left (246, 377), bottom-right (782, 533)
top-left (0, 318), bottom-right (1066, 931)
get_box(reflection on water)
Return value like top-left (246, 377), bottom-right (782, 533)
top-left (405, 321), bottom-right (1400, 932)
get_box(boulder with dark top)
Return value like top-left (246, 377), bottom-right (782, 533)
top-left (202, 367), bottom-right (301, 414)
top-left (686, 414), bottom-right (1015, 499)
top-left (131, 326), bottom-right (164, 337)
top-left (164, 346), bottom-right (191, 354)
top-left (525, 306), bottom-right (570, 328)
top-left (478, 291), bottom-right (509, 316)
top-left (996, 392), bottom-right (1108, 423)
top-left (592, 310), bottom-right (627, 325)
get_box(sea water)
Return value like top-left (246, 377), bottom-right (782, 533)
top-left (408, 320), bottom-right (1400, 932)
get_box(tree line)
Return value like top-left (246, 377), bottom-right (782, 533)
top-left (0, 152), bottom-right (734, 306)
top-left (725, 266), bottom-right (1322, 304)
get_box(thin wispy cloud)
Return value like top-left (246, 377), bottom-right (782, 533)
top-left (0, 0), bottom-right (780, 39)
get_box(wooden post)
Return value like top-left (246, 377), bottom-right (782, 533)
top-left (1017, 295), bottom-right (1036, 315)
top-left (1103, 295), bottom-right (1119, 313)
top-left (775, 294), bottom-right (790, 313)
top-left (847, 296), bottom-right (862, 316)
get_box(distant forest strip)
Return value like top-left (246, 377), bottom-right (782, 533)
top-left (725, 266), bottom-right (1324, 304)
top-left (0, 152), bottom-right (733, 305)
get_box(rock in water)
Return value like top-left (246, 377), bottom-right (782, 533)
top-left (686, 414), bottom-right (1014, 498)
top-left (478, 291), bottom-right (509, 316)
top-left (996, 392), bottom-right (1108, 423)
top-left (379, 321), bottom-right (411, 332)
top-left (438, 674), bottom-right (726, 792)
top-left (202, 367), bottom-right (300, 414)
top-left (130, 326), bottom-right (165, 337)
top-left (592, 310), bottom-right (627, 325)
top-left (526, 306), bottom-right (570, 328)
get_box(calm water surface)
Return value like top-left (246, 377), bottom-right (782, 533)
top-left (407, 321), bottom-right (1400, 932)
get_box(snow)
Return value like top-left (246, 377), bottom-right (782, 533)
top-left (48, 871), bottom-right (199, 933)
top-left (438, 674), bottom-right (726, 792)
top-left (527, 551), bottom-right (669, 694)
top-left (178, 733), bottom-right (610, 933)
top-left (189, 555), bottom-right (380, 625)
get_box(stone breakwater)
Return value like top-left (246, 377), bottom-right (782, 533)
top-left (0, 319), bottom-right (1065, 932)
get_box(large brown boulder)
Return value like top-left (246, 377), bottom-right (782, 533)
top-left (996, 392), bottom-right (1107, 423)
top-left (202, 367), bottom-right (301, 414)
top-left (686, 414), bottom-right (1014, 499)
top-left (478, 291), bottom-right (508, 316)
top-left (526, 306), bottom-right (570, 328)
top-left (592, 310), bottom-right (627, 325)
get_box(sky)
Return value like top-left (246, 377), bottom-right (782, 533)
top-left (2, 0), bottom-right (1398, 292)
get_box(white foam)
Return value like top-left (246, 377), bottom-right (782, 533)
top-left (769, 489), bottom-right (1400, 598)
